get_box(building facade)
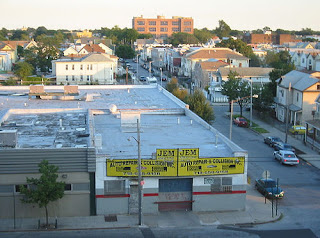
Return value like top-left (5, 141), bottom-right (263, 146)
top-left (132, 15), bottom-right (194, 38)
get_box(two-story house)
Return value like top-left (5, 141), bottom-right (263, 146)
top-left (275, 70), bottom-right (320, 125)
top-left (305, 93), bottom-right (320, 152)
top-left (181, 48), bottom-right (249, 79)
top-left (52, 53), bottom-right (117, 85)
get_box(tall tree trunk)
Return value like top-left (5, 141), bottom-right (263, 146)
top-left (45, 205), bottom-right (48, 226)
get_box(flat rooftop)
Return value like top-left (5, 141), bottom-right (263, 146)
top-left (0, 85), bottom-right (244, 157)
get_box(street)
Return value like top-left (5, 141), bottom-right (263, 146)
top-left (212, 104), bottom-right (320, 236)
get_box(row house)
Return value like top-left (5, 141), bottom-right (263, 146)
top-left (291, 50), bottom-right (320, 71)
top-left (0, 40), bottom-right (37, 71)
top-left (181, 48), bottom-right (249, 79)
top-left (217, 67), bottom-right (274, 86)
top-left (306, 93), bottom-right (320, 152)
top-left (52, 53), bottom-right (118, 85)
top-left (63, 43), bottom-right (113, 57)
top-left (274, 70), bottom-right (320, 126)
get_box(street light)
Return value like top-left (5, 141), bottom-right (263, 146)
top-left (229, 94), bottom-right (258, 140)
top-left (128, 119), bottom-right (143, 225)
top-left (160, 68), bottom-right (162, 87)
top-left (136, 54), bottom-right (140, 84)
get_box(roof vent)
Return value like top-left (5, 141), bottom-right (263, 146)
top-left (0, 130), bottom-right (17, 148)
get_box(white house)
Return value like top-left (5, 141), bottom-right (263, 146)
top-left (275, 70), bottom-right (320, 125)
top-left (52, 53), bottom-right (117, 85)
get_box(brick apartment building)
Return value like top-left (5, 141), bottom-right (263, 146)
top-left (244, 32), bottom-right (301, 45)
top-left (132, 15), bottom-right (194, 38)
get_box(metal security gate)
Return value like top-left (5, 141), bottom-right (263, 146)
top-left (158, 178), bottom-right (193, 212)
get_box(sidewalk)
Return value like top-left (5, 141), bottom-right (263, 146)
top-left (242, 110), bottom-right (320, 170)
top-left (0, 184), bottom-right (280, 232)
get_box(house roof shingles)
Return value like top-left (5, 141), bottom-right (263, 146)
top-left (278, 70), bottom-right (319, 91)
top-left (186, 48), bottom-right (248, 60)
top-left (219, 67), bottom-right (274, 77)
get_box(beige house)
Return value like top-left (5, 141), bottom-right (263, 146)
top-left (52, 53), bottom-right (118, 85)
top-left (275, 70), bottom-right (320, 125)
top-left (181, 48), bottom-right (249, 78)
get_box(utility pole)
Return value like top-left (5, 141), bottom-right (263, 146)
top-left (285, 82), bottom-right (291, 143)
top-left (137, 119), bottom-right (143, 226)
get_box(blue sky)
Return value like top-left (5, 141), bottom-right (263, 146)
top-left (1, 0), bottom-right (319, 31)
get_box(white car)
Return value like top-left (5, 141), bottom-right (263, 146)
top-left (273, 150), bottom-right (299, 165)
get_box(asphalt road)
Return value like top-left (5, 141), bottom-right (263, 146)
top-left (212, 104), bottom-right (320, 236)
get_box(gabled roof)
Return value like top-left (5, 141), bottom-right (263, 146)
top-left (219, 67), bottom-right (274, 77)
top-left (0, 41), bottom-right (28, 50)
top-left (198, 60), bottom-right (229, 71)
top-left (278, 70), bottom-right (319, 91)
top-left (185, 48), bottom-right (248, 60)
top-left (81, 53), bottom-right (114, 63)
top-left (81, 44), bottom-right (105, 53)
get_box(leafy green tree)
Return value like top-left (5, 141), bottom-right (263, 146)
top-left (185, 90), bottom-right (215, 123)
top-left (115, 45), bottom-right (135, 59)
top-left (34, 26), bottom-right (48, 39)
top-left (14, 61), bottom-right (34, 79)
top-left (221, 71), bottom-right (250, 116)
top-left (168, 32), bottom-right (199, 46)
top-left (215, 20), bottom-right (231, 38)
top-left (253, 84), bottom-right (274, 112)
top-left (193, 28), bottom-right (214, 43)
top-left (216, 38), bottom-right (253, 57)
top-left (20, 160), bottom-right (65, 227)
top-left (138, 33), bottom-right (153, 39)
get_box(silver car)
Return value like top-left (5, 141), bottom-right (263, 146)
top-left (273, 150), bottom-right (299, 165)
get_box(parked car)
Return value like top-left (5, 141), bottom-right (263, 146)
top-left (273, 150), bottom-right (299, 165)
top-left (274, 142), bottom-right (295, 153)
top-left (161, 76), bottom-right (167, 81)
top-left (139, 76), bottom-right (146, 81)
top-left (255, 178), bottom-right (284, 198)
top-left (233, 117), bottom-right (248, 127)
top-left (289, 125), bottom-right (306, 135)
top-left (264, 136), bottom-right (283, 147)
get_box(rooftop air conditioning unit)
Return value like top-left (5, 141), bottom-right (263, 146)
top-left (0, 130), bottom-right (17, 148)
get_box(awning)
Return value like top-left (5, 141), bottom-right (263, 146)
top-left (289, 104), bottom-right (302, 112)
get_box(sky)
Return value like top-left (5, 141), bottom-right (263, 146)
top-left (1, 0), bottom-right (320, 31)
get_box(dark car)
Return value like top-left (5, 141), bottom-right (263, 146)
top-left (255, 178), bottom-right (284, 198)
top-left (233, 117), bottom-right (248, 127)
top-left (264, 136), bottom-right (283, 147)
top-left (139, 76), bottom-right (146, 81)
top-left (274, 142), bottom-right (295, 153)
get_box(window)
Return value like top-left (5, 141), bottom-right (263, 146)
top-left (149, 21), bottom-right (156, 25)
top-left (87, 75), bottom-right (90, 81)
top-left (297, 93), bottom-right (299, 102)
top-left (184, 28), bottom-right (191, 32)
top-left (149, 28), bottom-right (156, 32)
top-left (184, 21), bottom-right (191, 26)
top-left (87, 64), bottom-right (89, 70)
top-left (210, 177), bottom-right (232, 192)
top-left (66, 65), bottom-right (68, 70)
top-left (72, 75), bottom-right (75, 81)
top-left (172, 21), bottom-right (179, 25)
top-left (80, 75), bottom-right (83, 81)
top-left (317, 85), bottom-right (320, 90)
top-left (90, 64), bottom-right (93, 70)
top-left (65, 184), bottom-right (72, 191)
top-left (137, 21), bottom-right (145, 25)
top-left (160, 21), bottom-right (168, 25)
top-left (66, 75), bottom-right (68, 81)
top-left (72, 65), bottom-right (74, 70)
top-left (104, 180), bottom-right (125, 195)
top-left (309, 59), bottom-right (312, 64)
top-left (160, 28), bottom-right (168, 32)
top-left (0, 185), bottom-right (14, 193)
top-left (160, 34), bottom-right (168, 38)
top-left (137, 27), bottom-right (145, 32)
top-left (80, 65), bottom-right (83, 70)
top-left (172, 28), bottom-right (179, 32)
top-left (302, 58), bottom-right (305, 63)
top-left (15, 185), bottom-right (27, 193)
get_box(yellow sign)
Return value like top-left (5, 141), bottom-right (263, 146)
top-left (156, 149), bottom-right (178, 160)
top-left (178, 157), bottom-right (245, 176)
top-left (179, 148), bottom-right (199, 159)
top-left (107, 159), bottom-right (177, 177)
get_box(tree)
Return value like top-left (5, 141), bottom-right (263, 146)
top-left (20, 160), bottom-right (65, 227)
top-left (253, 84), bottom-right (274, 112)
top-left (215, 20), bottom-right (231, 38)
top-left (168, 32), bottom-right (199, 46)
top-left (166, 77), bottom-right (179, 93)
top-left (14, 61), bottom-right (34, 80)
top-left (115, 45), bottom-right (135, 59)
top-left (193, 28), bottom-right (214, 43)
top-left (216, 38), bottom-right (253, 57)
top-left (221, 71), bottom-right (250, 116)
top-left (185, 90), bottom-right (215, 123)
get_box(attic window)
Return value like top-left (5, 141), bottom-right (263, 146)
top-left (317, 85), bottom-right (320, 90)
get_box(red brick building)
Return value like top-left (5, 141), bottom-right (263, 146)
top-left (132, 15), bottom-right (194, 38)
